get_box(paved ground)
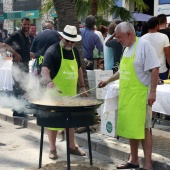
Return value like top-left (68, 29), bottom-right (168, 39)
top-left (0, 105), bottom-right (170, 170)
top-left (0, 118), bottom-right (122, 170)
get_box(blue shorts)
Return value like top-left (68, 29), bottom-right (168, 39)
top-left (159, 71), bottom-right (168, 80)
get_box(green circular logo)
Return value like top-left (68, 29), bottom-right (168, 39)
top-left (106, 121), bottom-right (113, 133)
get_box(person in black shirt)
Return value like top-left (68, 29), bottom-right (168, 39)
top-left (157, 14), bottom-right (170, 40)
top-left (5, 17), bottom-right (31, 118)
top-left (30, 21), bottom-right (60, 76)
top-left (41, 25), bottom-right (87, 160)
top-left (42, 42), bottom-right (81, 80)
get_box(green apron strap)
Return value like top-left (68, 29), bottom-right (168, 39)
top-left (38, 55), bottom-right (44, 65)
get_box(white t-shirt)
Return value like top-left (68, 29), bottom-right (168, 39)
top-left (94, 30), bottom-right (104, 44)
top-left (142, 32), bottom-right (169, 73)
top-left (123, 37), bottom-right (160, 87)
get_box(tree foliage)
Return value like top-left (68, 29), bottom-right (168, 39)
top-left (41, 0), bottom-right (148, 22)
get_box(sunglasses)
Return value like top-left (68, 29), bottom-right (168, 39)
top-left (65, 39), bottom-right (75, 43)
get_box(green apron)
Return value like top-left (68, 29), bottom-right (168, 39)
top-left (117, 37), bottom-right (149, 139)
top-left (48, 44), bottom-right (78, 131)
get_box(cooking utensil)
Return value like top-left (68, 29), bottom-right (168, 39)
top-left (28, 97), bottom-right (103, 170)
top-left (34, 106), bottom-right (97, 170)
top-left (29, 98), bottom-right (103, 111)
top-left (28, 97), bottom-right (103, 126)
top-left (70, 86), bottom-right (99, 99)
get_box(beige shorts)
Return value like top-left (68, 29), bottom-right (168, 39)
top-left (145, 105), bottom-right (152, 128)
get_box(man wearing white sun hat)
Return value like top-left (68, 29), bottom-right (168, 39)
top-left (41, 25), bottom-right (88, 159)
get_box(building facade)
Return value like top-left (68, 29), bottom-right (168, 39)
top-left (1, 0), bottom-right (55, 34)
top-left (154, 0), bottom-right (170, 16)
top-left (2, 0), bottom-right (166, 34)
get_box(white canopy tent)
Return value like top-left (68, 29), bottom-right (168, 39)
top-left (132, 12), bottom-right (153, 22)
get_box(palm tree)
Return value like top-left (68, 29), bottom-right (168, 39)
top-left (43, 0), bottom-right (148, 22)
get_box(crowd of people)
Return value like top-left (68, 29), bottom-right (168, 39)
top-left (80, 15), bottom-right (123, 71)
top-left (1, 13), bottom-right (170, 170)
top-left (2, 18), bottom-right (87, 160)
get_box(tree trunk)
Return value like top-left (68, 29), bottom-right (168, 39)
top-left (53, 0), bottom-right (89, 89)
top-left (52, 0), bottom-right (78, 31)
top-left (91, 0), bottom-right (98, 16)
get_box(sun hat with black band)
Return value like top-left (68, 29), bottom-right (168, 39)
top-left (58, 25), bottom-right (82, 42)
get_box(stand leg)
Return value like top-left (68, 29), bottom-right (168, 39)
top-left (87, 126), bottom-right (93, 165)
top-left (66, 118), bottom-right (70, 170)
top-left (152, 112), bottom-right (158, 128)
top-left (39, 126), bottom-right (44, 169)
top-left (152, 118), bottom-right (157, 128)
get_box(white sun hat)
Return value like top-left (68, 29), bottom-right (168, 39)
top-left (59, 25), bottom-right (82, 42)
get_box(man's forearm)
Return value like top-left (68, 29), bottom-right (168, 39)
top-left (150, 67), bottom-right (159, 92)
top-left (107, 34), bottom-right (115, 42)
top-left (78, 67), bottom-right (85, 87)
top-left (107, 71), bottom-right (119, 84)
top-left (1, 43), bottom-right (13, 53)
top-left (105, 33), bottom-right (115, 46)
top-left (41, 67), bottom-right (52, 85)
top-left (0, 43), bottom-right (17, 56)
top-left (98, 71), bottom-right (119, 88)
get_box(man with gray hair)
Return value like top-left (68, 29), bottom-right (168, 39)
top-left (99, 22), bottom-right (160, 170)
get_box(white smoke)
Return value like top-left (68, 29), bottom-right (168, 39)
top-left (12, 63), bottom-right (42, 100)
top-left (0, 93), bottom-right (35, 114)
top-left (0, 62), bottom-right (61, 114)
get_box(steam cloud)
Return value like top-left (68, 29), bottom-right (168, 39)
top-left (0, 61), bottom-right (62, 114)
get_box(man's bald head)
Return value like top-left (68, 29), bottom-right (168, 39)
top-left (42, 21), bottom-right (54, 30)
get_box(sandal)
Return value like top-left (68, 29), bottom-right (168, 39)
top-left (70, 146), bottom-right (86, 156)
top-left (116, 162), bottom-right (139, 169)
top-left (49, 149), bottom-right (58, 159)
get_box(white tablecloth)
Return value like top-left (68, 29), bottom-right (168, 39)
top-left (101, 82), bottom-right (119, 137)
top-left (103, 83), bottom-right (170, 116)
top-left (152, 84), bottom-right (170, 115)
top-left (0, 60), bottom-right (14, 91)
top-left (103, 83), bottom-right (119, 112)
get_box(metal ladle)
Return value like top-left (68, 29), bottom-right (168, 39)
top-left (70, 86), bottom-right (99, 99)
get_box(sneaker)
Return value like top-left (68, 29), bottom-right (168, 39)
top-left (13, 111), bottom-right (27, 118)
top-left (49, 149), bottom-right (58, 159)
top-left (70, 146), bottom-right (86, 156)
